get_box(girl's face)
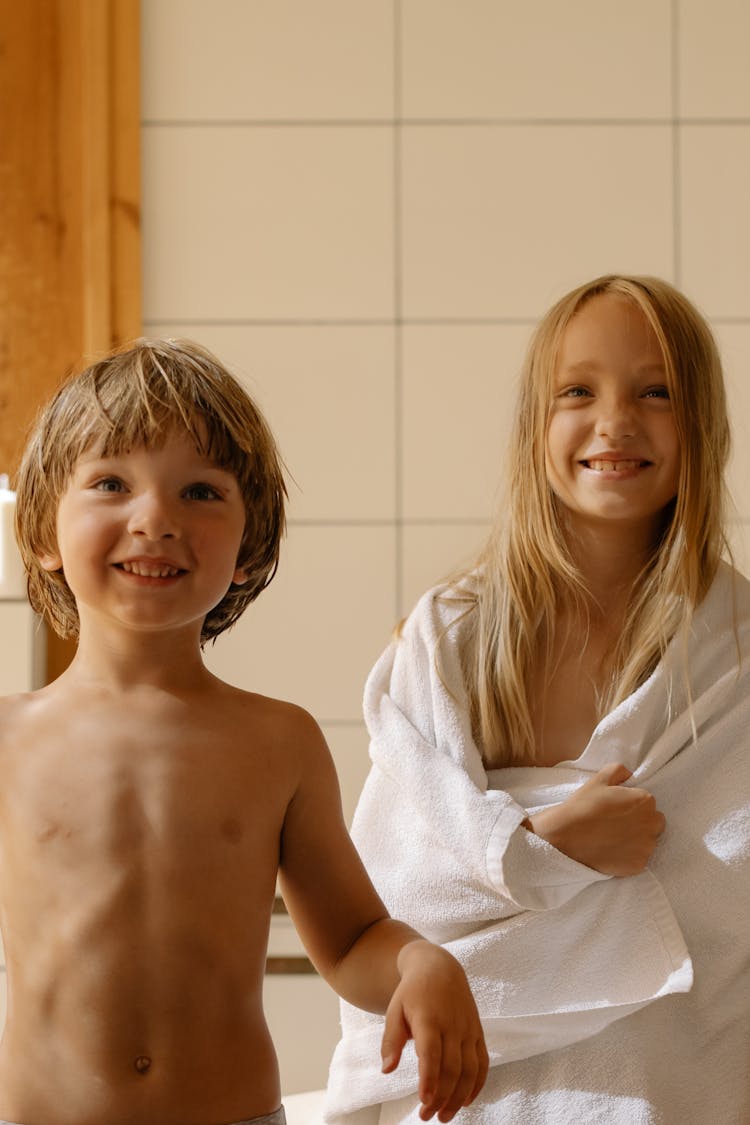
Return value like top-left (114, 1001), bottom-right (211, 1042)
top-left (545, 294), bottom-right (680, 545)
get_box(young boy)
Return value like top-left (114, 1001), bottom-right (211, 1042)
top-left (2, 340), bottom-right (488, 1125)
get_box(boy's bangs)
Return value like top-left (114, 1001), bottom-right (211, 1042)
top-left (90, 373), bottom-right (247, 480)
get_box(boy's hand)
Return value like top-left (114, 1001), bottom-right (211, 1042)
top-left (381, 939), bottom-right (488, 1122)
top-left (525, 762), bottom-right (665, 876)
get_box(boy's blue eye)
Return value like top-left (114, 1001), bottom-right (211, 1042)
top-left (184, 483), bottom-right (221, 501)
top-left (95, 478), bottom-right (124, 493)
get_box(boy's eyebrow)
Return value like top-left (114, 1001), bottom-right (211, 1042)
top-left (72, 450), bottom-right (239, 478)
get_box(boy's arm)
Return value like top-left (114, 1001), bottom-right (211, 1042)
top-left (277, 709), bottom-right (488, 1121)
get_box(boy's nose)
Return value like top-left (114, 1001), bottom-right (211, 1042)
top-left (127, 493), bottom-right (180, 540)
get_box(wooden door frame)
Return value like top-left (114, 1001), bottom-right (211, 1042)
top-left (0, 0), bottom-right (142, 680)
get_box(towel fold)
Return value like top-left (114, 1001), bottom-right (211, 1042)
top-left (324, 562), bottom-right (750, 1124)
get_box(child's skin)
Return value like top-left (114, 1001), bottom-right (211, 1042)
top-left (521, 294), bottom-right (670, 873)
top-left (0, 430), bottom-right (487, 1125)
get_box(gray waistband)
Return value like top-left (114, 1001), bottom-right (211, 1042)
top-left (0, 1112), bottom-right (287, 1125)
top-left (233, 1109), bottom-right (287, 1125)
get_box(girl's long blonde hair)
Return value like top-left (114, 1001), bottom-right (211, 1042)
top-left (450, 275), bottom-right (730, 768)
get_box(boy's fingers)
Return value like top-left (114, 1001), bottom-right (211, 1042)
top-left (381, 1003), bottom-right (409, 1073)
top-left (420, 1035), bottom-right (463, 1121)
top-left (415, 1026), bottom-right (443, 1114)
top-left (469, 1035), bottom-right (490, 1102)
top-left (433, 1041), bottom-right (479, 1122)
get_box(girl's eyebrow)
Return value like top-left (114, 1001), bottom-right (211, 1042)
top-left (558, 359), bottom-right (666, 376)
top-left (553, 360), bottom-right (598, 381)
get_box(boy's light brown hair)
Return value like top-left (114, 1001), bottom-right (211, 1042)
top-left (15, 338), bottom-right (287, 643)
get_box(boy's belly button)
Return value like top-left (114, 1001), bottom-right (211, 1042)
top-left (134, 1054), bottom-right (152, 1074)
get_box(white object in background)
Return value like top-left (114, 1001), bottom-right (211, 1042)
top-left (0, 933), bottom-right (5, 1035)
top-left (282, 1089), bottom-right (325, 1125)
top-left (0, 603), bottom-right (46, 693)
top-left (0, 476), bottom-right (27, 600)
top-left (265, 908), bottom-right (341, 1094)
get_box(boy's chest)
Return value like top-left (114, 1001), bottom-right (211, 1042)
top-left (1, 711), bottom-right (292, 879)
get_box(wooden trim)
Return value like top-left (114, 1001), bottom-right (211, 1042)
top-left (0, 4), bottom-right (79, 475)
top-left (81, 0), bottom-right (113, 355)
top-left (0, 2), bottom-right (140, 473)
top-left (268, 896), bottom-right (316, 975)
top-left (46, 0), bottom-right (142, 683)
top-left (0, 0), bottom-right (142, 681)
top-left (265, 957), bottom-right (317, 976)
top-left (110, 0), bottom-right (142, 347)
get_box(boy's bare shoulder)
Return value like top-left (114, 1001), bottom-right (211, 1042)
top-left (0, 690), bottom-right (40, 752)
top-left (217, 681), bottom-right (327, 755)
top-left (0, 689), bottom-right (36, 723)
top-left (217, 686), bottom-right (334, 799)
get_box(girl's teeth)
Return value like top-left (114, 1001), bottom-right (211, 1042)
top-left (587, 460), bottom-right (642, 472)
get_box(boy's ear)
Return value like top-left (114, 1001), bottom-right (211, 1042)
top-left (39, 550), bottom-right (63, 573)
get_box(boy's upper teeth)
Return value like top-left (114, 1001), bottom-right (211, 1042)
top-left (587, 459), bottom-right (643, 471)
top-left (121, 561), bottom-right (180, 577)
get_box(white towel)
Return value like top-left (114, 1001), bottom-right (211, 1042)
top-left (324, 562), bottom-right (750, 1124)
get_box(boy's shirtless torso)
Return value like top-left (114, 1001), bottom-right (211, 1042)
top-left (0, 674), bottom-right (303, 1125)
top-left (0, 348), bottom-right (489, 1125)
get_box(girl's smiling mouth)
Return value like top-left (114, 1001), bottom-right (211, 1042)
top-left (582, 458), bottom-right (651, 472)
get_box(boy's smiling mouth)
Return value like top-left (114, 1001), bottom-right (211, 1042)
top-left (116, 559), bottom-right (186, 579)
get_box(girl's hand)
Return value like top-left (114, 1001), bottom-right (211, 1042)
top-left (524, 762), bottom-right (665, 876)
top-left (380, 939), bottom-right (488, 1122)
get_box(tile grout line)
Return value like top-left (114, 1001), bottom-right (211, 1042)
top-left (143, 316), bottom-right (750, 328)
top-left (284, 522), bottom-right (494, 531)
top-left (393, 0), bottom-right (404, 622)
top-left (141, 117), bottom-right (750, 129)
top-left (671, 0), bottom-right (682, 286)
top-left (144, 317), bottom-right (538, 326)
top-left (317, 719), bottom-right (368, 728)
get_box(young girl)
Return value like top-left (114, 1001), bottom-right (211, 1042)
top-left (324, 276), bottom-right (750, 1123)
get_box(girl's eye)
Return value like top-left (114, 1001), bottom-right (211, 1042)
top-left (184, 483), bottom-right (221, 501)
top-left (643, 386), bottom-right (670, 400)
top-left (559, 386), bottom-right (591, 399)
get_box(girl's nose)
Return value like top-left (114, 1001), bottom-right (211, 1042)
top-left (595, 395), bottom-right (637, 440)
top-left (127, 492), bottom-right (180, 540)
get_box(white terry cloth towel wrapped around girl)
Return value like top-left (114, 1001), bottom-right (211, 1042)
top-left (323, 561), bottom-right (750, 1124)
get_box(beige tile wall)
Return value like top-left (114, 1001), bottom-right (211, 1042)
top-left (141, 0), bottom-right (750, 1092)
